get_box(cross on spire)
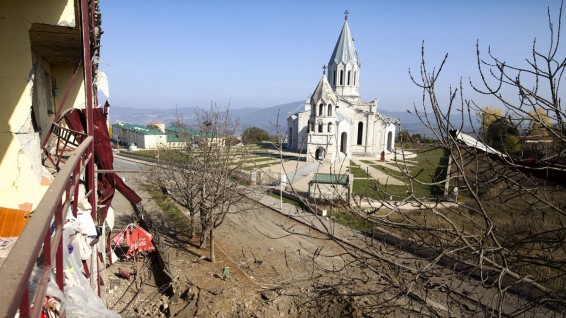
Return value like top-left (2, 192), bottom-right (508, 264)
top-left (344, 10), bottom-right (349, 20)
top-left (322, 65), bottom-right (327, 75)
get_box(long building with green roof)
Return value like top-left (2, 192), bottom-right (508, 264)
top-left (112, 122), bottom-right (167, 149)
top-left (111, 122), bottom-right (210, 149)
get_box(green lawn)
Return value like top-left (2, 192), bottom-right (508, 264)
top-left (328, 210), bottom-right (373, 233)
top-left (249, 152), bottom-right (300, 161)
top-left (125, 147), bottom-right (302, 173)
top-left (349, 163), bottom-right (370, 178)
top-left (244, 157), bottom-right (274, 163)
top-left (128, 149), bottom-right (157, 158)
top-left (268, 192), bottom-right (302, 207)
top-left (242, 161), bottom-right (278, 171)
top-left (147, 188), bottom-right (190, 232)
top-left (351, 146), bottom-right (448, 200)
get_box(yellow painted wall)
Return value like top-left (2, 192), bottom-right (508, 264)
top-left (52, 64), bottom-right (86, 111)
top-left (0, 0), bottom-right (76, 27)
top-left (0, 0), bottom-right (80, 211)
top-left (0, 19), bottom-right (33, 134)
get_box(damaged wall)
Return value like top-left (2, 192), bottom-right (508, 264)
top-left (0, 0), bottom-right (82, 211)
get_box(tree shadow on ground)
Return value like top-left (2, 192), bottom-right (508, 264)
top-left (138, 205), bottom-right (207, 260)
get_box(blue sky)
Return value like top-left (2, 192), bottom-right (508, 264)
top-left (99, 0), bottom-right (563, 112)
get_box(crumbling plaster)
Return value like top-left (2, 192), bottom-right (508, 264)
top-left (0, 0), bottom-right (80, 210)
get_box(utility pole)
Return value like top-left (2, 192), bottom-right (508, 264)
top-left (280, 142), bottom-right (283, 210)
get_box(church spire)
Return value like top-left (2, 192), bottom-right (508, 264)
top-left (328, 19), bottom-right (358, 67)
top-left (327, 13), bottom-right (360, 99)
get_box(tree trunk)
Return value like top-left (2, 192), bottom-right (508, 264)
top-left (209, 228), bottom-right (215, 263)
top-left (199, 206), bottom-right (208, 249)
top-left (199, 225), bottom-right (208, 249)
top-left (190, 213), bottom-right (195, 238)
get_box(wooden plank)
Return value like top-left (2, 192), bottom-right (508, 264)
top-left (0, 207), bottom-right (31, 237)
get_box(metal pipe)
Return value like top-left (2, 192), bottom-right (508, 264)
top-left (96, 169), bottom-right (150, 174)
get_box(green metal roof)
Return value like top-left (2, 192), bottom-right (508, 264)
top-left (112, 123), bottom-right (164, 135)
top-left (166, 127), bottom-right (213, 138)
top-left (166, 127), bottom-right (199, 134)
top-left (112, 123), bottom-right (214, 140)
top-left (309, 173), bottom-right (349, 185)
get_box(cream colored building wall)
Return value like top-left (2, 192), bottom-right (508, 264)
top-left (52, 64), bottom-right (86, 111)
top-left (143, 135), bottom-right (168, 149)
top-left (167, 141), bottom-right (190, 149)
top-left (0, 0), bottom-right (78, 211)
top-left (309, 181), bottom-right (351, 200)
top-left (0, 0), bottom-right (76, 27)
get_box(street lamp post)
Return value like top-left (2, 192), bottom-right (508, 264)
top-left (280, 145), bottom-right (283, 210)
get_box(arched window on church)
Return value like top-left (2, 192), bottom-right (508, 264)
top-left (328, 122), bottom-right (332, 133)
top-left (319, 103), bottom-right (323, 116)
top-left (318, 123), bottom-right (323, 133)
top-left (340, 70), bottom-right (344, 85)
top-left (357, 122), bottom-right (363, 145)
top-left (328, 104), bottom-right (332, 116)
top-left (347, 70), bottom-right (351, 85)
top-left (307, 121), bottom-right (310, 133)
top-left (353, 71), bottom-right (356, 85)
top-left (333, 70), bottom-right (337, 86)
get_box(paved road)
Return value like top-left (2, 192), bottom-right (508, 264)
top-left (286, 162), bottom-right (320, 184)
top-left (113, 157), bottom-right (147, 173)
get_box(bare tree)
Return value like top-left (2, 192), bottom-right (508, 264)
top-left (472, 2), bottom-right (566, 163)
top-left (193, 105), bottom-right (249, 262)
top-left (261, 2), bottom-right (566, 317)
top-left (148, 104), bottom-right (250, 263)
top-left (402, 0), bottom-right (566, 313)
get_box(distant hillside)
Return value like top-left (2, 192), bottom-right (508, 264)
top-left (108, 101), bottom-right (304, 134)
top-left (108, 102), bottom-right (474, 136)
top-left (235, 101), bottom-right (305, 132)
top-left (109, 106), bottom-right (197, 126)
top-left (379, 109), bottom-right (476, 136)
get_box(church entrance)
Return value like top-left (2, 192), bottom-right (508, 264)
top-left (387, 131), bottom-right (392, 151)
top-left (315, 147), bottom-right (325, 160)
top-left (340, 132), bottom-right (347, 154)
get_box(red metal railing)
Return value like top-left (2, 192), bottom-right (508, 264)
top-left (81, 0), bottom-right (97, 221)
top-left (0, 0), bottom-right (100, 316)
top-left (0, 136), bottom-right (94, 318)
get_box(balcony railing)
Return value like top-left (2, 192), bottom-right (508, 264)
top-left (0, 136), bottom-right (94, 318)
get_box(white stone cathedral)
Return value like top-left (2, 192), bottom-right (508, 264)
top-left (287, 14), bottom-right (398, 163)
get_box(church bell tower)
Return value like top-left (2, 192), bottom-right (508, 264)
top-left (327, 11), bottom-right (361, 101)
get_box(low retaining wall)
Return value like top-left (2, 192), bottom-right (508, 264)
top-left (269, 188), bottom-right (327, 217)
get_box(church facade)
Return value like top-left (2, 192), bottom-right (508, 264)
top-left (287, 15), bottom-right (398, 163)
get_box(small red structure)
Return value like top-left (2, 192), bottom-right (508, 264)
top-left (112, 223), bottom-right (155, 257)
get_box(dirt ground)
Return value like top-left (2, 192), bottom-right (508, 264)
top-left (101, 164), bottom-right (566, 318)
top-left (101, 157), bottom-right (564, 318)
top-left (104, 174), bottom-right (361, 318)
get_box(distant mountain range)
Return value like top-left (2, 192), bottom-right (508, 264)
top-left (108, 101), bottom-right (474, 137)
